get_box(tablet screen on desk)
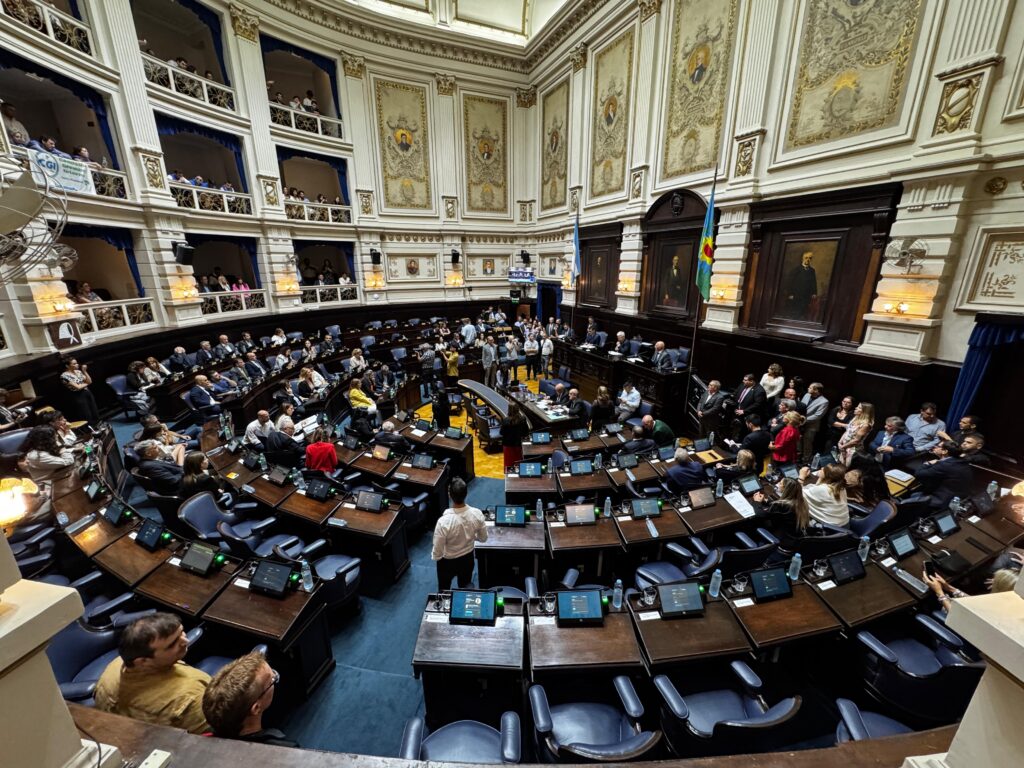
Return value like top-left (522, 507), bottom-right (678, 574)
top-left (342, 436), bottom-right (360, 450)
top-left (691, 438), bottom-right (711, 452)
top-left (267, 466), bottom-right (290, 486)
top-left (779, 464), bottom-right (800, 479)
top-left (887, 528), bottom-right (918, 560)
top-left (495, 505), bottom-right (525, 526)
top-left (85, 479), bottom-right (103, 502)
top-left (444, 427), bottom-right (463, 439)
top-left (415, 419), bottom-right (432, 432)
top-left (518, 462), bottom-right (542, 477)
top-left (828, 549), bottom-right (866, 585)
top-left (531, 431), bottom-right (551, 444)
top-left (371, 444), bottom-right (391, 461)
top-left (556, 589), bottom-right (604, 626)
top-left (658, 445), bottom-right (676, 461)
top-left (449, 589), bottom-right (496, 626)
top-left (250, 560), bottom-right (294, 597)
top-left (411, 453), bottom-right (435, 469)
top-left (617, 453), bottom-right (638, 469)
top-left (750, 567), bottom-right (792, 603)
top-left (565, 503), bottom-right (597, 526)
top-left (569, 459), bottom-right (593, 476)
top-left (605, 423), bottom-right (622, 435)
top-left (179, 541), bottom-right (219, 577)
top-left (102, 500), bottom-right (132, 526)
top-left (658, 581), bottom-right (705, 618)
top-left (687, 487), bottom-right (716, 509)
top-left (933, 510), bottom-right (960, 536)
top-left (135, 519), bottom-right (164, 551)
top-left (630, 499), bottom-right (662, 519)
top-left (571, 428), bottom-right (590, 441)
top-left (738, 475), bottom-right (761, 495)
top-left (355, 490), bottom-right (384, 512)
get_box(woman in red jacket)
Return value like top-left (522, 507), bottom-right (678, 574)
top-left (770, 411), bottom-right (803, 465)
top-left (304, 427), bottom-right (338, 473)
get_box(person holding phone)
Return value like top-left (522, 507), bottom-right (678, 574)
top-left (60, 357), bottom-right (102, 424)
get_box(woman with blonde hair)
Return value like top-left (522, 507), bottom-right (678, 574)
top-left (800, 463), bottom-right (849, 526)
top-left (716, 448), bottom-right (758, 485)
top-left (760, 363), bottom-right (785, 402)
top-left (770, 411), bottom-right (803, 465)
top-left (838, 401), bottom-right (874, 465)
top-left (754, 477), bottom-right (810, 548)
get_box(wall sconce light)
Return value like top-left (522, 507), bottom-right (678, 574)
top-left (712, 288), bottom-right (726, 300)
top-left (447, 272), bottom-right (464, 287)
top-left (0, 477), bottom-right (37, 536)
top-left (883, 302), bottom-right (909, 315)
top-left (616, 278), bottom-right (635, 293)
top-left (49, 297), bottom-right (76, 314)
top-left (366, 272), bottom-right (385, 289)
top-left (278, 276), bottom-right (300, 294)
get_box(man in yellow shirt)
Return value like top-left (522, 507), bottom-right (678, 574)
top-left (95, 613), bottom-right (212, 734)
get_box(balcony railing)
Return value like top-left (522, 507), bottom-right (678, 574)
top-left (77, 298), bottom-right (157, 336)
top-left (269, 103), bottom-right (344, 140)
top-left (170, 182), bottom-right (252, 215)
top-left (1, 0), bottom-right (93, 56)
top-left (11, 147), bottom-right (129, 199)
top-left (284, 200), bottom-right (352, 224)
top-left (142, 53), bottom-right (236, 112)
top-left (299, 284), bottom-right (359, 306)
top-left (200, 289), bottom-right (267, 316)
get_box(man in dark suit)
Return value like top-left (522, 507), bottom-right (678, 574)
top-left (665, 448), bottom-right (706, 492)
top-left (214, 334), bottom-right (236, 360)
top-left (959, 433), bottom-right (990, 467)
top-left (912, 440), bottom-right (973, 510)
top-left (273, 382), bottom-right (306, 417)
top-left (550, 383), bottom-right (570, 406)
top-left (611, 331), bottom-right (629, 354)
top-left (168, 346), bottom-right (190, 373)
top-left (650, 341), bottom-right (673, 372)
top-left (236, 332), bottom-right (257, 355)
top-left (373, 421), bottom-right (412, 454)
top-left (732, 373), bottom-right (767, 439)
top-left (265, 423), bottom-right (303, 468)
top-left (196, 341), bottom-right (215, 367)
top-left (136, 441), bottom-right (184, 495)
top-left (566, 388), bottom-right (587, 420)
top-left (697, 379), bottom-right (728, 439)
top-left (869, 416), bottom-right (916, 469)
top-left (737, 415), bottom-right (770, 466)
top-left (244, 351), bottom-right (268, 379)
top-left (378, 365), bottom-right (397, 390)
top-left (188, 375), bottom-right (221, 415)
top-left (230, 358), bottom-right (251, 386)
top-left (620, 425), bottom-right (656, 455)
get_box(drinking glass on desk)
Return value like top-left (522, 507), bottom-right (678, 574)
top-left (643, 586), bottom-right (657, 606)
top-left (485, 507), bottom-right (495, 521)
top-left (555, 508), bottom-right (565, 522)
top-left (812, 559), bottom-right (829, 579)
top-left (872, 538), bottom-right (890, 558)
top-left (729, 575), bottom-right (749, 595)
top-left (442, 593), bottom-right (451, 613)
top-left (543, 593), bottom-right (556, 614)
top-left (916, 516), bottom-right (935, 536)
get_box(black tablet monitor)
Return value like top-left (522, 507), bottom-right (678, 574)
top-left (811, 453), bottom-right (839, 470)
top-left (355, 490), bottom-right (384, 512)
top-left (371, 444), bottom-right (391, 461)
top-left (306, 478), bottom-right (332, 502)
top-left (242, 451), bottom-right (261, 470)
top-left (226, 438), bottom-right (243, 454)
top-left (518, 462), bottom-right (542, 477)
top-left (605, 423), bottom-right (623, 435)
top-left (415, 419), bottom-right (432, 432)
top-left (84, 480), bottom-right (104, 502)
top-left (750, 567), bottom-right (793, 603)
top-left (738, 475), bottom-right (762, 495)
top-left (658, 445), bottom-right (676, 461)
top-left (617, 453), bottom-right (639, 469)
top-left (887, 528), bottom-right (919, 560)
top-left (691, 438), bottom-right (711, 452)
top-left (570, 428), bottom-right (590, 441)
top-left (827, 549), bottom-right (866, 585)
top-left (779, 464), bottom-right (800, 479)
top-left (342, 435), bottom-right (360, 450)
top-left (411, 453), bottom-right (435, 469)
top-left (556, 589), bottom-right (604, 626)
top-left (449, 589), bottom-right (497, 626)
top-left (250, 560), bottom-right (295, 598)
top-left (565, 503), bottom-right (597, 526)
top-left (267, 465), bottom-right (290, 486)
top-left (179, 541), bottom-right (223, 577)
top-left (687, 487), bottom-right (716, 510)
top-left (444, 427), bottom-right (463, 439)
top-left (569, 459), bottom-right (593, 476)
top-left (495, 505), bottom-right (526, 526)
top-left (933, 510), bottom-right (960, 537)
top-left (135, 519), bottom-right (165, 551)
top-left (102, 500), bottom-right (132, 526)
top-left (531, 431), bottom-right (551, 444)
top-left (658, 581), bottom-right (705, 618)
top-left (630, 499), bottom-right (662, 519)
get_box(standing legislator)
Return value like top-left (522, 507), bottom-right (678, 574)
top-left (431, 477), bottom-right (488, 591)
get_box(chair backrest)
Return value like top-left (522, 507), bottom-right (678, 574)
top-left (551, 449), bottom-right (570, 469)
top-left (286, 331), bottom-right (304, 342)
top-left (360, 335), bottom-right (376, 348)
top-left (260, 336), bottom-right (272, 347)
top-left (718, 542), bottom-right (776, 579)
top-left (45, 620), bottom-right (118, 682)
top-left (185, 352), bottom-right (198, 367)
top-left (849, 500), bottom-right (898, 538)
top-left (216, 520), bottom-right (257, 556)
top-left (557, 365), bottom-right (570, 381)
top-left (105, 374), bottom-right (130, 396)
top-left (392, 348), bottom-right (407, 361)
top-left (676, 347), bottom-right (691, 365)
top-left (326, 325), bottom-right (341, 338)
top-left (178, 492), bottom-right (226, 538)
top-left (290, 350), bottom-right (303, 361)
top-left (627, 340), bottom-right (641, 356)
top-left (179, 391), bottom-right (199, 413)
top-left (366, 320), bottom-right (382, 330)
top-left (290, 380), bottom-right (301, 395)
top-left (788, 530), bottom-right (856, 560)
top-left (0, 427), bottom-right (30, 455)
top-left (581, 400), bottom-right (592, 420)
top-left (340, 359), bottom-right (351, 373)
top-left (637, 401), bottom-right (654, 419)
top-left (595, 331), bottom-right (608, 347)
top-left (408, 318), bottom-right (420, 326)
top-left (384, 319), bottom-right (398, 328)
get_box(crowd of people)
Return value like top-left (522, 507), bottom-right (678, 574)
top-left (166, 169), bottom-right (237, 191)
top-left (2, 102), bottom-right (106, 166)
top-left (272, 89), bottom-right (324, 116)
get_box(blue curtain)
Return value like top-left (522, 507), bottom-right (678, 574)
top-left (67, 0), bottom-right (81, 18)
top-left (61, 223), bottom-right (143, 296)
top-left (553, 284), bottom-right (563, 319)
top-left (174, 0), bottom-right (230, 85)
top-left (259, 34), bottom-right (340, 114)
top-left (155, 113), bottom-right (247, 191)
top-left (185, 233), bottom-right (260, 287)
top-left (275, 146), bottom-right (349, 204)
top-left (948, 320), bottom-right (1024, 424)
top-left (0, 49), bottom-right (119, 167)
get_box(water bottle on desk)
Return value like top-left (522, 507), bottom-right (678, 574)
top-left (612, 579), bottom-right (623, 610)
top-left (709, 568), bottom-right (723, 598)
top-left (708, 431), bottom-right (716, 448)
top-left (788, 552), bottom-right (803, 582)
top-left (258, 453), bottom-right (268, 471)
top-left (546, 457), bottom-right (553, 474)
top-left (300, 558), bottom-right (314, 593)
top-left (949, 496), bottom-right (962, 516)
top-left (535, 498), bottom-right (544, 521)
top-left (603, 497), bottom-right (612, 518)
top-left (715, 478), bottom-right (724, 498)
top-left (594, 453), bottom-right (602, 470)
top-left (858, 535), bottom-right (870, 563)
top-left (987, 481), bottom-right (999, 502)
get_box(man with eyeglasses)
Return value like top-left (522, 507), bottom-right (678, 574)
top-left (95, 613), bottom-right (212, 733)
top-left (203, 652), bottom-right (299, 747)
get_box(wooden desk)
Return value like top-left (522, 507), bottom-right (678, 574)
top-left (334, 443), bottom-right (363, 466)
top-left (918, 522), bottom-right (1003, 570)
top-left (206, 445), bottom-right (239, 472)
top-left (135, 556), bottom-right (241, 617)
top-left (599, 433), bottom-right (628, 450)
top-left (806, 562), bottom-right (916, 629)
top-left (626, 593), bottom-right (749, 671)
top-left (399, 424), bottom-right (437, 446)
top-left (53, 486), bottom-right (111, 525)
top-left (557, 470), bottom-right (614, 496)
top-left (392, 460), bottom-right (446, 489)
top-left (351, 452), bottom-right (401, 480)
top-left (522, 441), bottom-right (559, 459)
top-left (504, 473), bottom-right (558, 500)
top-left (51, 471), bottom-right (84, 501)
top-left (547, 516), bottom-right (622, 579)
top-left (67, 515), bottom-right (132, 557)
top-left (202, 572), bottom-right (319, 642)
top-left (676, 498), bottom-right (746, 535)
top-left (475, 520), bottom-right (547, 587)
top-left (220, 461), bottom-right (262, 488)
top-left (329, 501), bottom-right (409, 591)
top-left (278, 489), bottom-right (342, 526)
top-left (245, 476), bottom-right (298, 507)
top-left (93, 532), bottom-right (180, 587)
top-left (412, 598), bottom-right (525, 728)
top-left (613, 505), bottom-right (689, 546)
top-left (562, 434), bottom-right (606, 455)
top-left (527, 604), bottom-right (642, 679)
top-left (967, 509), bottom-right (1024, 547)
top-left (514, 395), bottom-right (579, 434)
top-left (727, 583), bottom-right (842, 649)
top-left (428, 432), bottom-right (475, 481)
top-left (605, 461), bottom-right (661, 491)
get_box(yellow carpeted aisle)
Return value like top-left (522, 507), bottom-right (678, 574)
top-left (412, 378), bottom-right (543, 479)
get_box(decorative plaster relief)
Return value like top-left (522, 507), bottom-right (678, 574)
top-left (375, 79), bottom-right (433, 210)
top-left (228, 3), bottom-right (259, 42)
top-left (590, 29), bottom-right (634, 198)
top-left (435, 74), bottom-right (456, 96)
top-left (516, 86), bottom-right (537, 108)
top-left (933, 73), bottom-right (982, 135)
top-left (342, 52), bottom-right (365, 79)
top-left (463, 95), bottom-right (509, 213)
top-left (569, 42), bottom-right (588, 72)
top-left (540, 79), bottom-right (569, 210)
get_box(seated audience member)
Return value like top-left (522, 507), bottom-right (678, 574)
top-left (869, 416), bottom-right (915, 468)
top-left (373, 420), bottom-right (411, 454)
top-left (180, 451), bottom-right (229, 500)
top-left (72, 281), bottom-right (102, 303)
top-left (650, 341), bottom-right (673, 372)
top-left (620, 425), bottom-right (656, 455)
top-left (95, 613), bottom-right (212, 734)
top-left (319, 332), bottom-right (336, 356)
top-left (275, 403), bottom-right (296, 431)
top-left (665, 448), bottom-right (706, 492)
top-left (565, 387), bottom-right (587, 420)
top-left (937, 414), bottom-right (981, 447)
top-left (799, 463), bottom-right (850, 527)
top-left (348, 378), bottom-right (377, 415)
top-left (0, 387), bottom-right (28, 432)
top-left (378, 364), bottom-right (397, 390)
top-left (243, 351), bottom-right (269, 379)
top-left (39, 135), bottom-right (71, 158)
top-left (304, 427), bottom-right (338, 473)
top-left (269, 328), bottom-right (288, 347)
top-left (905, 401), bottom-right (946, 452)
top-left (273, 380), bottom-right (306, 413)
top-left (769, 411), bottom-right (803, 465)
top-left (715, 449), bottom-right (759, 486)
top-left (265, 422), bottom-right (303, 467)
top-left (615, 381), bottom-right (641, 422)
top-left (209, 371), bottom-right (237, 395)
top-left (753, 478), bottom-right (810, 550)
top-left (136, 440), bottom-right (185, 495)
top-left (736, 415), bottom-right (771, 467)
top-left (213, 335), bottom-right (236, 359)
top-left (590, 385), bottom-right (616, 432)
top-left (39, 410), bottom-right (77, 448)
top-left (912, 440), bottom-right (972, 510)
top-left (142, 357), bottom-right (169, 385)
top-left (24, 426), bottom-right (76, 483)
top-left (611, 331), bottom-right (628, 354)
top-left (195, 340), bottom-right (215, 367)
top-left (925, 567), bottom-right (1020, 616)
top-left (583, 324), bottom-right (601, 346)
top-left (298, 366), bottom-right (326, 399)
top-left (959, 433), bottom-right (989, 467)
top-left (168, 346), bottom-right (190, 373)
top-left (273, 347), bottom-right (292, 372)
top-left (139, 414), bottom-right (200, 448)
top-left (202, 652), bottom-right (298, 747)
top-left (640, 413), bottom-right (675, 447)
top-left (244, 411), bottom-right (275, 448)
top-left (229, 357), bottom-right (251, 386)
top-left (349, 348), bottom-right (369, 375)
top-left (300, 339), bottom-right (317, 364)
top-left (549, 382), bottom-right (569, 405)
top-left (70, 146), bottom-right (100, 167)
top-left (844, 453), bottom-right (891, 506)
top-left (236, 332), bottom-right (256, 354)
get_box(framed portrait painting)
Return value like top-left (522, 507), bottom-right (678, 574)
top-left (772, 240), bottom-right (838, 324)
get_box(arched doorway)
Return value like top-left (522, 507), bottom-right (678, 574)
top-left (639, 188), bottom-right (711, 322)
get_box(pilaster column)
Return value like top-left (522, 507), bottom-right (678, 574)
top-left (702, 202), bottom-right (751, 332)
top-left (627, 1), bottom-right (661, 208)
top-left (515, 86), bottom-right (537, 224)
top-left (341, 53), bottom-right (375, 223)
top-left (615, 219), bottom-right (643, 315)
top-left (435, 74), bottom-right (459, 217)
top-left (0, 234), bottom-right (80, 354)
top-left (359, 236), bottom-right (387, 307)
top-left (262, 226), bottom-right (301, 311)
top-left (133, 213), bottom-right (204, 327)
top-left (567, 44), bottom-right (588, 196)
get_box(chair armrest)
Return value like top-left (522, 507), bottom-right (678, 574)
top-left (500, 711), bottom-right (521, 763)
top-left (729, 660), bottom-right (763, 693)
top-left (399, 716), bottom-right (424, 760)
top-left (816, 522), bottom-right (851, 537)
top-left (666, 541), bottom-right (695, 562)
top-left (59, 681), bottom-right (98, 701)
top-left (84, 592), bottom-right (136, 623)
top-left (185, 626), bottom-right (204, 647)
top-left (330, 558), bottom-right (362, 579)
top-left (251, 643), bottom-right (269, 656)
top-left (856, 630), bottom-right (898, 663)
top-left (524, 577), bottom-right (539, 599)
top-left (301, 538), bottom-right (328, 560)
top-left (528, 685), bottom-right (553, 734)
top-left (110, 608), bottom-right (156, 629)
top-left (24, 526), bottom-right (57, 547)
top-left (613, 675), bottom-right (644, 720)
top-left (559, 568), bottom-right (580, 589)
top-left (271, 545), bottom-right (296, 563)
top-left (916, 612), bottom-right (965, 650)
top-left (836, 698), bottom-right (870, 742)
top-left (735, 531), bottom-right (757, 549)
top-left (653, 675), bottom-right (688, 720)
top-left (232, 501), bottom-right (259, 513)
top-left (70, 569), bottom-right (105, 591)
top-left (686, 536), bottom-right (711, 557)
top-left (250, 516), bottom-right (277, 533)
top-left (756, 527), bottom-right (780, 546)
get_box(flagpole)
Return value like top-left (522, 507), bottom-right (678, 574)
top-left (683, 165), bottom-right (718, 437)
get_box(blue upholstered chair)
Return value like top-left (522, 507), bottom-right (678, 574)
top-left (834, 698), bottom-right (912, 743)
top-left (46, 620), bottom-right (120, 704)
top-left (401, 712), bottom-right (521, 764)
top-left (177, 492), bottom-right (263, 547)
top-left (848, 500), bottom-right (898, 538)
top-left (653, 661), bottom-right (801, 757)
top-left (105, 374), bottom-right (143, 418)
top-left (528, 677), bottom-right (661, 762)
top-left (539, 365), bottom-right (573, 397)
top-left (634, 541), bottom-right (719, 590)
top-left (625, 401), bottom-right (654, 430)
top-left (271, 543), bottom-right (362, 611)
top-left (216, 519), bottom-right (326, 560)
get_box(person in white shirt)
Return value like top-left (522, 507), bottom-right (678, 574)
top-left (244, 410), bottom-right (275, 448)
top-left (759, 363), bottom-right (785, 402)
top-left (799, 463), bottom-right (849, 527)
top-left (270, 328), bottom-right (288, 347)
top-left (540, 334), bottom-right (554, 377)
top-left (461, 320), bottom-right (477, 347)
top-left (349, 349), bottom-right (368, 375)
top-left (905, 402), bottom-right (946, 452)
top-left (616, 381), bottom-right (641, 422)
top-left (431, 478), bottom-right (487, 591)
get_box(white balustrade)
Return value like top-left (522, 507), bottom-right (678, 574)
top-left (284, 199), bottom-right (352, 224)
top-left (141, 53), bottom-right (236, 112)
top-left (77, 298), bottom-right (157, 336)
top-left (170, 182), bottom-right (253, 215)
top-left (199, 289), bottom-right (268, 316)
top-left (0, 0), bottom-right (94, 57)
top-left (299, 284), bottom-right (359, 307)
top-left (269, 103), bottom-right (344, 141)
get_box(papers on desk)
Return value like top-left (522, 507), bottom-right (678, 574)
top-left (881, 557), bottom-right (897, 568)
top-left (733, 598), bottom-right (755, 608)
top-left (626, 357), bottom-right (645, 364)
top-left (559, 472), bottom-right (570, 477)
top-left (128, 531), bottom-right (138, 540)
top-left (549, 521), bottom-right (566, 528)
top-left (724, 491), bottom-right (756, 519)
top-left (817, 580), bottom-right (837, 591)
top-left (234, 578), bottom-right (251, 590)
top-left (928, 535), bottom-right (943, 544)
top-left (169, 557), bottom-right (182, 567)
top-left (968, 515), bottom-right (981, 523)
top-left (485, 521), bottom-right (495, 527)
top-left (424, 613), bottom-right (447, 623)
top-left (342, 503), bottom-right (356, 509)
top-left (533, 616), bottom-right (556, 625)
top-left (296, 489), bottom-right (307, 496)
top-left (410, 429), bottom-right (426, 437)
top-left (226, 472), bottom-right (239, 480)
top-left (616, 516), bottom-right (631, 522)
top-left (637, 611), bottom-right (660, 621)
top-left (885, 469), bottom-right (915, 483)
top-left (697, 450), bottom-right (723, 463)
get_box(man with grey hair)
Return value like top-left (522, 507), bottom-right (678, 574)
top-left (869, 415), bottom-right (915, 468)
top-left (136, 440), bottom-right (184, 495)
top-left (665, 447), bottom-right (705, 492)
top-left (697, 379), bottom-right (727, 438)
top-left (800, 383), bottom-right (829, 460)
top-left (244, 410), bottom-right (275, 449)
top-left (373, 419), bottom-right (412, 453)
